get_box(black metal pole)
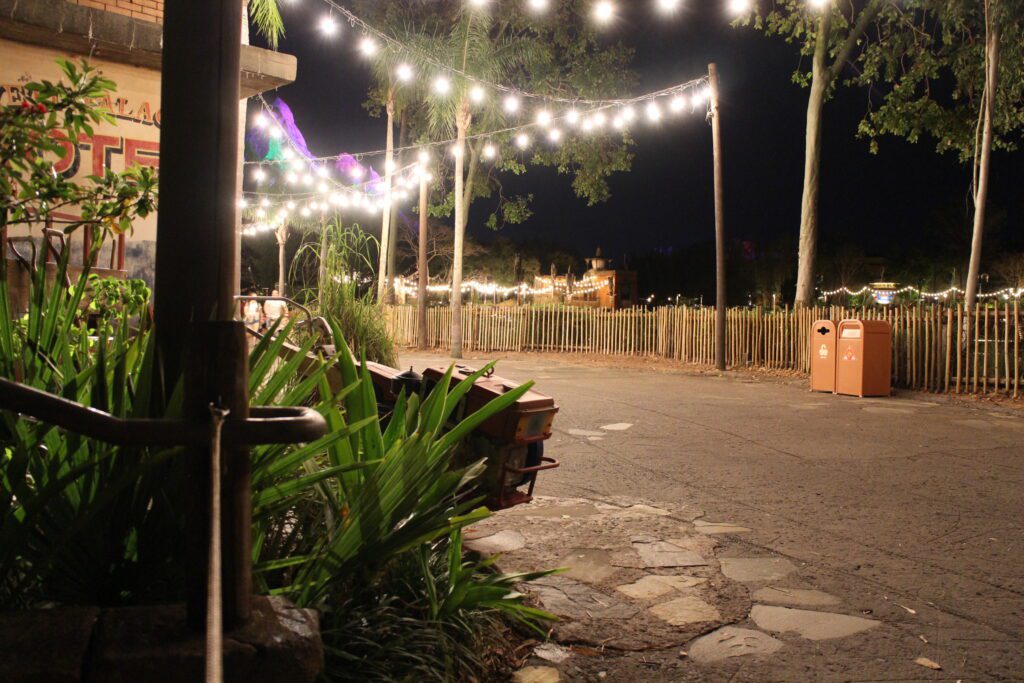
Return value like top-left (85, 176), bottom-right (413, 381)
top-left (709, 63), bottom-right (727, 372)
top-left (154, 0), bottom-right (250, 630)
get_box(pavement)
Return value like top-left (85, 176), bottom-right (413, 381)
top-left (399, 351), bottom-right (1024, 682)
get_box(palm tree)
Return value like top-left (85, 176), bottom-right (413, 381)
top-left (417, 8), bottom-right (540, 357)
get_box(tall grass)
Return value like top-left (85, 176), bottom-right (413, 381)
top-left (292, 219), bottom-right (397, 366)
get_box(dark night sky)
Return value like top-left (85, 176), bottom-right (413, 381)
top-left (252, 1), bottom-right (1022, 266)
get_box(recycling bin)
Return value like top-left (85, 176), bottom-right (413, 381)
top-left (809, 320), bottom-right (838, 393)
top-left (835, 319), bottom-right (892, 397)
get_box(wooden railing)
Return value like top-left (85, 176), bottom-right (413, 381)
top-left (385, 303), bottom-right (1023, 399)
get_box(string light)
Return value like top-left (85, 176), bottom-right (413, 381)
top-left (482, 143), bottom-right (497, 159)
top-left (593, 1), bottom-right (616, 23)
top-left (395, 63), bottom-right (414, 82)
top-left (528, 0), bottom-right (550, 11)
top-left (253, 167), bottom-right (267, 182)
top-left (516, 133), bottom-right (531, 149)
top-left (645, 101), bottom-right (662, 122)
top-left (728, 0), bottom-right (751, 14)
top-left (547, 127), bottom-right (563, 143)
top-left (319, 14), bottom-right (338, 36)
top-left (657, 0), bottom-right (682, 12)
top-left (670, 94), bottom-right (687, 112)
top-left (433, 75), bottom-right (452, 95)
top-left (469, 85), bottom-right (487, 104)
top-left (358, 36), bottom-right (378, 57)
top-left (818, 285), bottom-right (1024, 300)
top-left (504, 95), bottom-right (521, 114)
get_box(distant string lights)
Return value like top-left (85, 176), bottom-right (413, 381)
top-left (819, 285), bottom-right (1024, 301)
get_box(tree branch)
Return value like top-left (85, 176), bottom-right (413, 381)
top-left (827, 0), bottom-right (887, 83)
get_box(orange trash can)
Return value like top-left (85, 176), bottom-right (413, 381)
top-left (809, 320), bottom-right (838, 393)
top-left (835, 319), bottom-right (892, 397)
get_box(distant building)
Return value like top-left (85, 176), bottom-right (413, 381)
top-left (534, 248), bottom-right (638, 309)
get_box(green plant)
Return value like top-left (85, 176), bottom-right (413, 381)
top-left (292, 219), bottom-right (397, 366)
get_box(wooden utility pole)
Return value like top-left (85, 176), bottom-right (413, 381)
top-left (709, 63), bottom-right (727, 371)
top-left (417, 170), bottom-right (429, 350)
top-left (155, 0), bottom-right (251, 630)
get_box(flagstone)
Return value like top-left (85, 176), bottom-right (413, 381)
top-left (649, 595), bottom-right (721, 626)
top-left (688, 626), bottom-right (784, 663)
top-left (719, 557), bottom-right (797, 582)
top-left (750, 605), bottom-right (879, 640)
top-left (464, 530), bottom-right (526, 555)
top-left (693, 520), bottom-right (752, 535)
top-left (615, 574), bottom-right (707, 599)
top-left (633, 540), bottom-right (708, 568)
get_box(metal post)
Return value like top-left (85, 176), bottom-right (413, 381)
top-left (709, 63), bottom-right (727, 372)
top-left (154, 0), bottom-right (250, 630)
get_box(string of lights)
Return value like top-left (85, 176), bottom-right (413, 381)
top-left (819, 285), bottom-right (1024, 301)
top-left (311, 0), bottom-right (700, 107)
top-left (392, 272), bottom-right (613, 298)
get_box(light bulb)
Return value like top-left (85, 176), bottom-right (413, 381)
top-left (395, 63), bottom-right (413, 82)
top-left (482, 143), bottom-right (497, 159)
top-left (350, 165), bottom-right (365, 179)
top-left (253, 168), bottom-right (266, 182)
top-left (238, 198), bottom-right (248, 209)
top-left (548, 128), bottom-right (562, 143)
top-left (256, 208), bottom-right (267, 219)
top-left (515, 133), bottom-right (530, 149)
top-left (319, 15), bottom-right (338, 36)
top-left (282, 148), bottom-right (295, 160)
top-left (269, 126), bottom-right (282, 139)
top-left (418, 149), bottom-right (431, 165)
top-left (645, 102), bottom-right (662, 121)
top-left (359, 37), bottom-right (378, 57)
top-left (670, 94), bottom-right (687, 112)
top-left (433, 76), bottom-right (452, 95)
top-left (566, 109), bottom-right (580, 125)
top-left (302, 174), bottom-right (314, 185)
top-left (504, 95), bottom-right (521, 114)
top-left (301, 207), bottom-right (311, 217)
top-left (316, 166), bottom-right (329, 178)
top-left (621, 105), bottom-right (636, 122)
top-left (285, 171), bottom-right (298, 184)
top-left (450, 144), bottom-right (464, 158)
top-left (593, 1), bottom-right (615, 23)
top-left (385, 158), bottom-right (397, 173)
top-left (260, 198), bottom-right (270, 208)
top-left (286, 201), bottom-right (296, 210)
top-left (536, 110), bottom-right (553, 126)
top-left (528, 0), bottom-right (549, 11)
top-left (728, 0), bottom-right (750, 15)
top-left (254, 113), bottom-right (268, 128)
top-left (318, 182), bottom-right (329, 194)
top-left (469, 85), bottom-right (486, 104)
top-left (657, 0), bottom-right (681, 12)
top-left (290, 159), bottom-right (305, 172)
top-left (809, 0), bottom-right (829, 7)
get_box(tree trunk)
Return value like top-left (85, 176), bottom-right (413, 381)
top-left (965, 5), bottom-right (1001, 311)
top-left (794, 12), bottom-right (832, 307)
top-left (385, 114), bottom-right (408, 305)
top-left (417, 168), bottom-right (429, 350)
top-left (276, 226), bottom-right (287, 296)
top-left (450, 100), bottom-right (471, 358)
top-left (376, 86), bottom-right (395, 304)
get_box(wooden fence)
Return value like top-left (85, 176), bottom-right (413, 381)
top-left (385, 303), bottom-right (1023, 399)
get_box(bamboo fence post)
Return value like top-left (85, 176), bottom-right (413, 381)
top-left (1015, 299), bottom-right (1020, 399)
top-left (983, 306), bottom-right (989, 393)
top-left (944, 307), bottom-right (953, 393)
